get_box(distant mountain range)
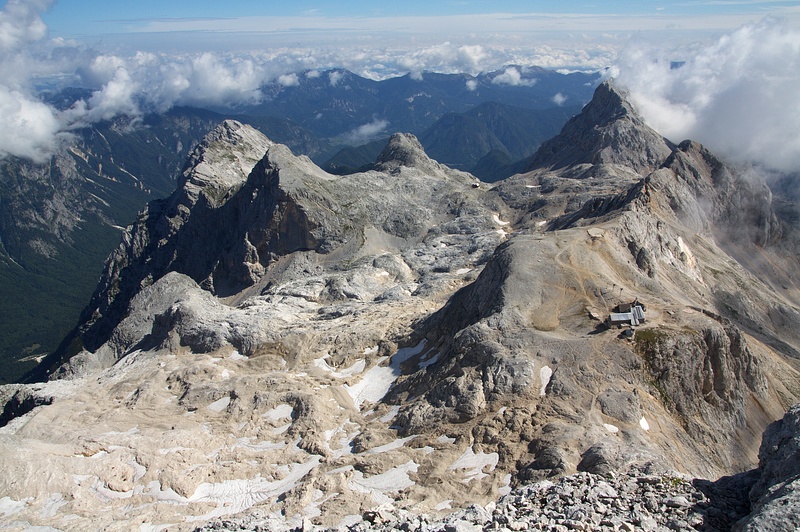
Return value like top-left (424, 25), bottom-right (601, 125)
top-left (235, 66), bottom-right (598, 139)
top-left (324, 101), bottom-right (581, 179)
top-left (0, 67), bottom-right (600, 383)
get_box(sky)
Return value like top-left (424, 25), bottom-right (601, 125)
top-left (40, 1), bottom-right (800, 38)
top-left (2, 0), bottom-right (800, 171)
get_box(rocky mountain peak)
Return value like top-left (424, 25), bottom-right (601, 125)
top-left (374, 132), bottom-right (447, 175)
top-left (525, 79), bottom-right (674, 176)
top-left (581, 79), bottom-right (636, 126)
top-left (178, 119), bottom-right (273, 207)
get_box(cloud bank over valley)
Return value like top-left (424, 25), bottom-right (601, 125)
top-left (1, 0), bottom-right (799, 173)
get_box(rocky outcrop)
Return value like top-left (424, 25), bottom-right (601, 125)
top-left (663, 140), bottom-right (779, 247)
top-left (49, 126), bottom-right (501, 375)
top-left (736, 404), bottom-right (800, 531)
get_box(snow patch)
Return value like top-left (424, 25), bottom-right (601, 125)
top-left (233, 437), bottom-right (286, 452)
top-left (449, 446), bottom-right (499, 483)
top-left (140, 524), bottom-right (171, 532)
top-left (437, 435), bottom-right (456, 444)
top-left (271, 423), bottom-right (291, 435)
top-left (39, 492), bottom-right (68, 519)
top-left (492, 213), bottom-right (510, 226)
top-left (263, 404), bottom-right (294, 421)
top-left (158, 447), bottom-right (192, 455)
top-left (0, 496), bottom-right (30, 517)
top-left (435, 500), bottom-right (453, 511)
top-left (604, 423), bottom-right (620, 433)
top-left (138, 481), bottom-right (188, 503)
top-left (455, 268), bottom-right (472, 275)
top-left (207, 396), bottom-right (230, 413)
top-left (498, 473), bottom-right (512, 496)
top-left (187, 456), bottom-right (321, 521)
top-left (379, 405), bottom-right (400, 423)
top-left (347, 461), bottom-right (418, 504)
top-left (418, 351), bottom-right (441, 369)
top-left (228, 350), bottom-right (246, 360)
top-left (338, 515), bottom-right (363, 528)
top-left (129, 460), bottom-right (147, 482)
top-left (539, 366), bottom-right (553, 396)
top-left (345, 341), bottom-right (426, 409)
top-left (314, 355), bottom-right (366, 378)
top-left (640, 417), bottom-right (650, 431)
top-left (91, 477), bottom-right (133, 500)
top-left (366, 435), bottom-right (417, 455)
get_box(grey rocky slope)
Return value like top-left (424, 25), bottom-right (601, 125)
top-left (1, 80), bottom-right (799, 530)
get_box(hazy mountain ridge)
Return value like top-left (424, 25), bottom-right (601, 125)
top-left (240, 67), bottom-right (599, 139)
top-left (324, 102), bottom-right (582, 179)
top-left (1, 80), bottom-right (799, 529)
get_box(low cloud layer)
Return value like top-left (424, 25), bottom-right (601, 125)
top-left (615, 17), bottom-right (800, 173)
top-left (0, 7), bottom-right (616, 163)
top-left (346, 118), bottom-right (389, 143)
top-left (1, 0), bottom-right (799, 175)
top-left (492, 67), bottom-right (536, 87)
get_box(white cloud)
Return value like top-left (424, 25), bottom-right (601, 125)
top-left (346, 118), bottom-right (389, 143)
top-left (0, 0), bottom-right (61, 160)
top-left (0, 0), bottom-right (52, 53)
top-left (615, 17), bottom-right (800, 172)
top-left (277, 73), bottom-right (300, 87)
top-left (491, 67), bottom-right (536, 87)
top-left (552, 92), bottom-right (567, 105)
top-left (466, 79), bottom-right (478, 91)
top-left (329, 70), bottom-right (344, 87)
top-left (396, 43), bottom-right (495, 79)
top-left (0, 85), bottom-right (60, 162)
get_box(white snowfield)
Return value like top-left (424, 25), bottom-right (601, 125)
top-left (347, 461), bottom-right (419, 505)
top-left (187, 456), bottom-right (322, 521)
top-left (344, 340), bottom-right (427, 409)
top-left (539, 365), bottom-right (553, 396)
top-left (449, 446), bottom-right (500, 483)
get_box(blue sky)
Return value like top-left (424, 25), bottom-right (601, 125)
top-left (42, 0), bottom-right (800, 47)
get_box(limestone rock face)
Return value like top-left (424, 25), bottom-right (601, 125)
top-left (3, 80), bottom-right (800, 530)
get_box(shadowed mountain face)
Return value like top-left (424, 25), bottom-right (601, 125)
top-left (2, 80), bottom-right (800, 530)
